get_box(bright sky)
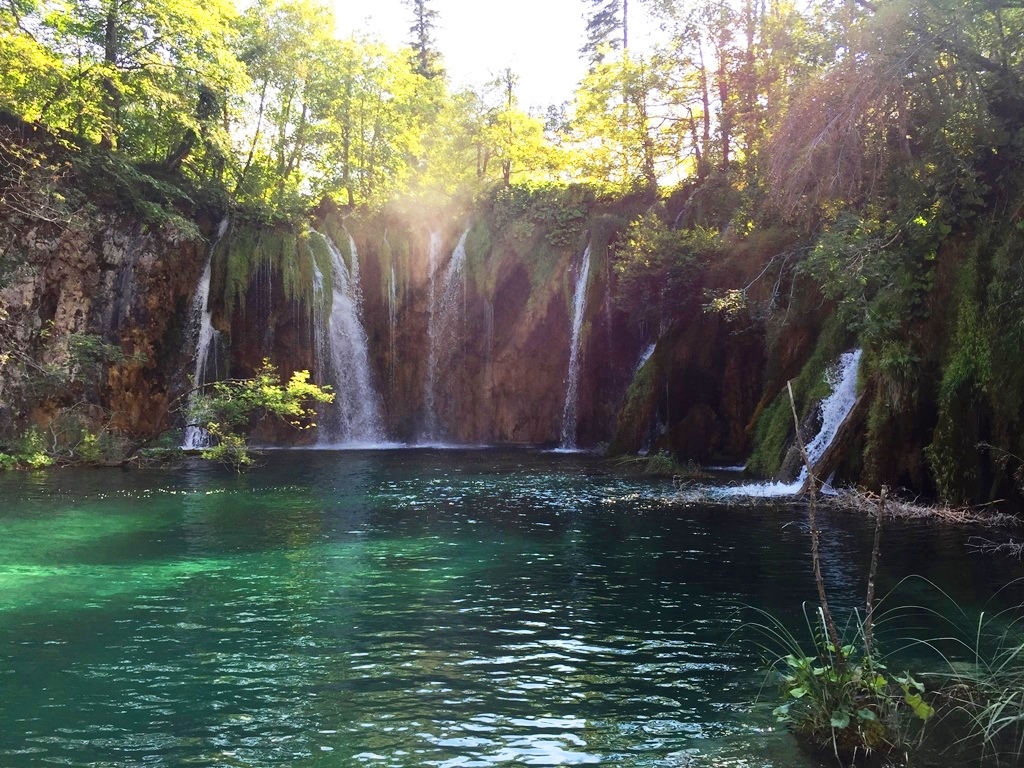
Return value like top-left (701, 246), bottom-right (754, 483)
top-left (332, 0), bottom-right (589, 110)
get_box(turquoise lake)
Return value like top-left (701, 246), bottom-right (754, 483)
top-left (0, 450), bottom-right (1020, 767)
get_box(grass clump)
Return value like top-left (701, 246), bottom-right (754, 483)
top-left (613, 450), bottom-right (705, 480)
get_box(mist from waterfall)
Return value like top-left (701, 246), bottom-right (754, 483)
top-left (559, 244), bottom-right (592, 450)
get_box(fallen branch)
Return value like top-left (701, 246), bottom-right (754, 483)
top-left (822, 488), bottom-right (1020, 527)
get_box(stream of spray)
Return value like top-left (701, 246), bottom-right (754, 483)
top-left (716, 348), bottom-right (864, 498)
top-left (311, 251), bottom-right (327, 376)
top-left (635, 343), bottom-right (656, 375)
top-left (315, 230), bottom-right (386, 446)
top-left (182, 217), bottom-right (229, 450)
top-left (423, 229), bottom-right (470, 441)
top-left (559, 245), bottom-right (592, 450)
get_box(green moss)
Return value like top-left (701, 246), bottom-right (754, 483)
top-left (926, 248), bottom-right (991, 502)
top-left (488, 182), bottom-right (597, 249)
top-left (218, 222), bottom-right (327, 317)
top-left (464, 218), bottom-right (494, 296)
top-left (608, 350), bottom-right (660, 455)
top-left (746, 395), bottom-right (793, 477)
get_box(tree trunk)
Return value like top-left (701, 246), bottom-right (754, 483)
top-left (235, 79), bottom-right (268, 196)
top-left (622, 0), bottom-right (628, 50)
top-left (100, 0), bottom-right (120, 150)
top-left (698, 44), bottom-right (712, 171)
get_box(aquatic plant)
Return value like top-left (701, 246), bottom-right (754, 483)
top-left (917, 584), bottom-right (1024, 765)
top-left (749, 605), bottom-right (935, 762)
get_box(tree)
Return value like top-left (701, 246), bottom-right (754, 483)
top-left (403, 0), bottom-right (443, 79)
top-left (0, 0), bottom-right (243, 175)
top-left (187, 360), bottom-right (333, 468)
top-left (231, 0), bottom-right (336, 210)
top-left (572, 51), bottom-right (688, 189)
top-left (581, 0), bottom-right (629, 65)
top-left (484, 69), bottom-right (556, 185)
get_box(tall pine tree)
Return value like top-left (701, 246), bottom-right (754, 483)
top-left (581, 0), bottom-right (628, 65)
top-left (403, 0), bottom-right (443, 78)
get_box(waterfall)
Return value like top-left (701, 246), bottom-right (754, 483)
top-left (720, 348), bottom-right (863, 497)
top-left (484, 298), bottom-right (494, 389)
top-left (316, 231), bottom-right (386, 446)
top-left (311, 254), bottom-right (328, 377)
top-left (802, 349), bottom-right (863, 469)
top-left (182, 218), bottom-right (229, 450)
top-left (559, 245), bottom-right (592, 450)
top-left (388, 262), bottom-right (397, 388)
top-left (634, 343), bottom-right (656, 375)
top-left (423, 229), bottom-right (469, 441)
top-left (423, 231), bottom-right (443, 435)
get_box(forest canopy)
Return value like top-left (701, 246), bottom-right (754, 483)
top-left (1, 0), bottom-right (1022, 226)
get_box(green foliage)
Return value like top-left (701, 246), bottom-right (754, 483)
top-left (751, 604), bottom-right (935, 761)
top-left (0, 427), bottom-right (55, 470)
top-left (0, 0), bottom-right (242, 171)
top-left (777, 634), bottom-right (931, 753)
top-left (217, 223), bottom-right (330, 316)
top-left (188, 360), bottom-right (333, 468)
top-left (641, 451), bottom-right (680, 477)
top-left (950, 619), bottom-right (1024, 763)
top-left (488, 183), bottom-right (597, 249)
top-left (0, 414), bottom-right (142, 469)
top-left (923, 247), bottom-right (992, 502)
top-left (614, 211), bottom-right (717, 329)
top-left (571, 50), bottom-right (686, 189)
top-left (800, 204), bottom-right (940, 348)
top-left (747, 394), bottom-right (797, 479)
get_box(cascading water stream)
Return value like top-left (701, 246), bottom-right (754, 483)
top-left (423, 229), bottom-right (469, 441)
top-left (422, 231), bottom-right (443, 435)
top-left (182, 218), bottom-right (229, 450)
top-left (388, 261), bottom-right (397, 388)
top-left (717, 348), bottom-right (864, 497)
top-left (315, 231), bottom-right (386, 446)
top-left (559, 245), bottom-right (592, 450)
top-left (634, 343), bottom-right (656, 375)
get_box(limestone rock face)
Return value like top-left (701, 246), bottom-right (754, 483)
top-left (0, 210), bottom-right (205, 441)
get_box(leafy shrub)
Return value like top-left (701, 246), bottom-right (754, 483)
top-left (188, 360), bottom-right (333, 469)
top-left (488, 183), bottom-right (600, 248)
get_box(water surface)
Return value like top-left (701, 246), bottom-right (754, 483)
top-left (0, 450), bottom-right (1019, 767)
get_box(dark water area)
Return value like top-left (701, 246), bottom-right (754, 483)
top-left (0, 450), bottom-right (1021, 767)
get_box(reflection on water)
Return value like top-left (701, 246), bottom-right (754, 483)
top-left (0, 450), bottom-right (1020, 767)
